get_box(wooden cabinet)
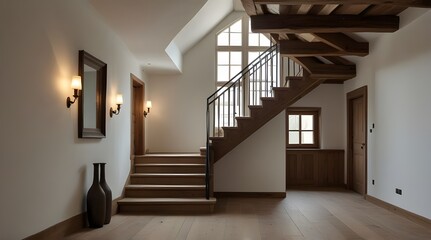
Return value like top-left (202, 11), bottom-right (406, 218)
top-left (286, 149), bottom-right (344, 187)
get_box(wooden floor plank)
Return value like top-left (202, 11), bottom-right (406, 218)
top-left (130, 216), bottom-right (185, 240)
top-left (68, 190), bottom-right (431, 240)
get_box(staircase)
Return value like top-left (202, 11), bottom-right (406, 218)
top-left (117, 153), bottom-right (216, 214)
top-left (206, 44), bottom-right (345, 162)
top-left (210, 72), bottom-right (323, 161)
top-left (119, 44), bottom-right (355, 212)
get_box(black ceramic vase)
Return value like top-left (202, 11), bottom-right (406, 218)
top-left (87, 163), bottom-right (106, 228)
top-left (99, 163), bottom-right (112, 224)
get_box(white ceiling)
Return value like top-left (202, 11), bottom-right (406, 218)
top-left (89, 0), bottom-right (244, 74)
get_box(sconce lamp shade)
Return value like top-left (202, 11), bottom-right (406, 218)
top-left (71, 76), bottom-right (82, 90)
top-left (115, 94), bottom-right (124, 105)
top-left (146, 101), bottom-right (152, 109)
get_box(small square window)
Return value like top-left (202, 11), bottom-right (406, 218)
top-left (286, 108), bottom-right (320, 148)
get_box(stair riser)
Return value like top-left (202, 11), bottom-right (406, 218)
top-left (135, 166), bottom-right (205, 173)
top-left (118, 204), bottom-right (214, 214)
top-left (135, 157), bottom-right (205, 164)
top-left (130, 177), bottom-right (205, 185)
top-left (125, 189), bottom-right (205, 198)
top-left (249, 108), bottom-right (264, 118)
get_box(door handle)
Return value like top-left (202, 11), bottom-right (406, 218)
top-left (361, 143), bottom-right (365, 149)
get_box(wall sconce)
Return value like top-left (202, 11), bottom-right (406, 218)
top-left (66, 76), bottom-right (82, 108)
top-left (110, 94), bottom-right (123, 117)
top-left (144, 101), bottom-right (152, 117)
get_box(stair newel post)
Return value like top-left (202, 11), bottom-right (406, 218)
top-left (99, 163), bottom-right (112, 224)
top-left (205, 99), bottom-right (210, 200)
top-left (86, 163), bottom-right (106, 228)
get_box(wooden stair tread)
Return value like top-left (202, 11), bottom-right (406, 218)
top-left (260, 97), bottom-right (276, 101)
top-left (118, 197), bottom-right (216, 205)
top-left (137, 153), bottom-right (203, 158)
top-left (209, 137), bottom-right (224, 141)
top-left (248, 105), bottom-right (264, 109)
top-left (126, 185), bottom-right (206, 189)
top-left (272, 87), bottom-right (292, 91)
top-left (131, 173), bottom-right (205, 177)
top-left (135, 163), bottom-right (205, 167)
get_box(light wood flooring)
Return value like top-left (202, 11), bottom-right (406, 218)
top-left (66, 189), bottom-right (431, 240)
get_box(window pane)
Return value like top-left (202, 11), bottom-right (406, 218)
top-left (249, 33), bottom-right (259, 46)
top-left (217, 32), bottom-right (229, 46)
top-left (230, 19), bottom-right (242, 32)
top-left (230, 65), bottom-right (242, 78)
top-left (301, 115), bottom-right (314, 130)
top-left (217, 66), bottom-right (229, 82)
top-left (289, 131), bottom-right (299, 144)
top-left (230, 33), bottom-right (242, 46)
top-left (260, 34), bottom-right (271, 46)
top-left (217, 52), bottom-right (229, 65)
top-left (230, 51), bottom-right (242, 65)
top-left (301, 131), bottom-right (314, 144)
top-left (248, 51), bottom-right (260, 64)
top-left (289, 115), bottom-right (299, 130)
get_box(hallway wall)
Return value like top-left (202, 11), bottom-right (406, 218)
top-left (0, 0), bottom-right (143, 238)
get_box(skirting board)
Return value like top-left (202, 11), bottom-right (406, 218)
top-left (366, 195), bottom-right (431, 228)
top-left (24, 197), bottom-right (122, 240)
top-left (214, 192), bottom-right (286, 198)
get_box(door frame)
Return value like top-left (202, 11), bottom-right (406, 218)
top-left (131, 74), bottom-right (145, 157)
top-left (346, 86), bottom-right (368, 195)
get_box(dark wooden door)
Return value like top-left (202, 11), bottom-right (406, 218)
top-left (352, 96), bottom-right (366, 195)
top-left (132, 79), bottom-right (144, 155)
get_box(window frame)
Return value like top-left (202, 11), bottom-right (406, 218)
top-left (286, 107), bottom-right (321, 149)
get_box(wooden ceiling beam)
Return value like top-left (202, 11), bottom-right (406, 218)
top-left (241, 0), bottom-right (257, 16)
top-left (253, 0), bottom-right (431, 8)
top-left (292, 57), bottom-right (356, 79)
top-left (312, 33), bottom-right (369, 54)
top-left (333, 4), bottom-right (370, 14)
top-left (318, 4), bottom-right (339, 15)
top-left (280, 40), bottom-right (368, 56)
top-left (323, 56), bottom-right (355, 65)
top-left (251, 14), bottom-right (399, 33)
top-left (297, 4), bottom-right (313, 14)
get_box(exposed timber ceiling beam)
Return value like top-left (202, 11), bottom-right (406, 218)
top-left (292, 57), bottom-right (356, 79)
top-left (251, 14), bottom-right (399, 33)
top-left (241, 0), bottom-right (258, 15)
top-left (311, 33), bottom-right (369, 54)
top-left (280, 40), bottom-right (368, 56)
top-left (253, 0), bottom-right (431, 8)
top-left (323, 56), bottom-right (355, 65)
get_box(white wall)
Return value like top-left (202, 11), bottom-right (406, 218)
top-left (0, 1), bottom-right (143, 239)
top-left (214, 112), bottom-right (286, 192)
top-left (344, 9), bottom-right (431, 219)
top-left (146, 12), bottom-right (245, 153)
top-left (291, 84), bottom-right (345, 149)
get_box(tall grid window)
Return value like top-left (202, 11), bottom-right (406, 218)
top-left (215, 16), bottom-right (272, 133)
top-left (216, 16), bottom-right (271, 86)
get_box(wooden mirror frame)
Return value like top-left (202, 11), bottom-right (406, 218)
top-left (78, 50), bottom-right (107, 138)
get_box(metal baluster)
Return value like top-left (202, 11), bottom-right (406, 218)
top-left (228, 87), bottom-right (230, 127)
top-left (217, 98), bottom-right (220, 137)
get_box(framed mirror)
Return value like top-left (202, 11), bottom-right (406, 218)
top-left (78, 50), bottom-right (107, 138)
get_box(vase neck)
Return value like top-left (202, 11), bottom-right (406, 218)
top-left (100, 163), bottom-right (106, 183)
top-left (92, 163), bottom-right (99, 185)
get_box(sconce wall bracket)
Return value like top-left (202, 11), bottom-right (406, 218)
top-left (67, 89), bottom-right (80, 108)
top-left (144, 107), bottom-right (150, 117)
top-left (110, 104), bottom-right (121, 117)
